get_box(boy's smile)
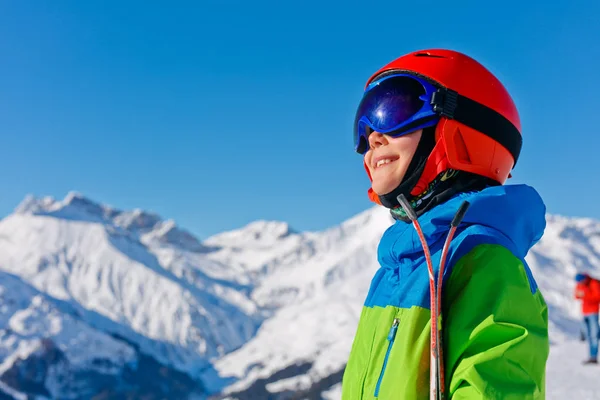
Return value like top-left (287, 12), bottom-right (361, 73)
top-left (364, 129), bottom-right (422, 196)
top-left (372, 154), bottom-right (400, 169)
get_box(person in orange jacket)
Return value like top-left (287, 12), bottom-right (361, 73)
top-left (575, 272), bottom-right (600, 364)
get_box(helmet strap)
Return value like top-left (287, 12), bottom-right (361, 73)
top-left (389, 170), bottom-right (493, 222)
top-left (378, 126), bottom-right (436, 209)
top-left (376, 127), bottom-right (495, 221)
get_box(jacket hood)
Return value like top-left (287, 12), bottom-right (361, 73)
top-left (380, 184), bottom-right (546, 262)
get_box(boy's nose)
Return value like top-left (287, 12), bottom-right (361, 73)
top-left (368, 131), bottom-right (388, 149)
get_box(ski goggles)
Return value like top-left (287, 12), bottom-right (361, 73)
top-left (353, 72), bottom-right (523, 167)
top-left (353, 73), bottom-right (443, 154)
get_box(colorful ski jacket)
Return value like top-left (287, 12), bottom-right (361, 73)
top-left (342, 184), bottom-right (549, 399)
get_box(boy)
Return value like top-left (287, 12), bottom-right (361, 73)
top-left (342, 49), bottom-right (549, 399)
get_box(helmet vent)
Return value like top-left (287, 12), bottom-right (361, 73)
top-left (453, 128), bottom-right (472, 164)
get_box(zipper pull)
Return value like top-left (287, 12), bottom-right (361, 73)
top-left (388, 318), bottom-right (399, 341)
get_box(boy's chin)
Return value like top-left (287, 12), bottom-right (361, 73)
top-left (372, 182), bottom-right (402, 196)
top-left (370, 170), bottom-right (405, 196)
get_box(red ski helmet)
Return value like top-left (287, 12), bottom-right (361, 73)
top-left (358, 49), bottom-right (522, 206)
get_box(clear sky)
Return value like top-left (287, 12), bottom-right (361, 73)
top-left (0, 0), bottom-right (598, 238)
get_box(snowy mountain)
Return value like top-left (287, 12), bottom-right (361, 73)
top-left (0, 192), bottom-right (259, 399)
top-left (0, 192), bottom-right (598, 399)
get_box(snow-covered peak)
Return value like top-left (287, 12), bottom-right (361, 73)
top-left (15, 192), bottom-right (115, 223)
top-left (113, 208), bottom-right (162, 232)
top-left (141, 219), bottom-right (207, 253)
top-left (205, 220), bottom-right (296, 248)
top-left (62, 191), bottom-right (110, 215)
top-left (12, 192), bottom-right (208, 254)
top-left (14, 194), bottom-right (57, 214)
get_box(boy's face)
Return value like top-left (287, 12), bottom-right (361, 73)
top-left (364, 129), bottom-right (422, 196)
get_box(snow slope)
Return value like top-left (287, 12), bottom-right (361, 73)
top-left (546, 339), bottom-right (600, 399)
top-left (209, 207), bottom-right (392, 395)
top-left (0, 270), bottom-right (136, 399)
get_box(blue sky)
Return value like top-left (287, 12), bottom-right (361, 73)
top-left (0, 0), bottom-right (598, 238)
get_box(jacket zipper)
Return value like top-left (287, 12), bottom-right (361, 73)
top-left (374, 318), bottom-right (399, 397)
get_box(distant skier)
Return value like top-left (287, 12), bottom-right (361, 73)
top-left (574, 272), bottom-right (600, 364)
top-left (342, 49), bottom-right (549, 399)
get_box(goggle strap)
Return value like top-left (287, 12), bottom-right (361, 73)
top-left (432, 88), bottom-right (523, 166)
top-left (387, 114), bottom-right (439, 137)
